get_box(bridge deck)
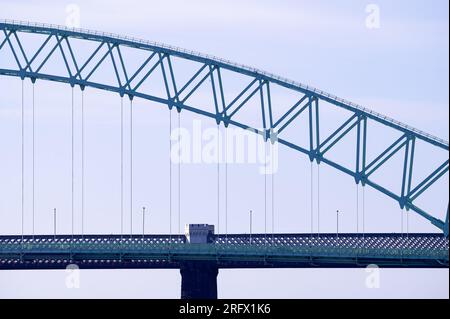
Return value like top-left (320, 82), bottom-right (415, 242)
top-left (0, 234), bottom-right (448, 269)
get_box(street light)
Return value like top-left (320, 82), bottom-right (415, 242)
top-left (336, 210), bottom-right (341, 238)
top-left (53, 208), bottom-right (57, 239)
top-left (141, 206), bottom-right (148, 239)
top-left (249, 209), bottom-right (253, 244)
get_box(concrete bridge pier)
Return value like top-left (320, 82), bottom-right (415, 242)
top-left (180, 261), bottom-right (218, 299)
top-left (181, 224), bottom-right (218, 299)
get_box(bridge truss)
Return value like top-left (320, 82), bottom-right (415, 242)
top-left (0, 20), bottom-right (448, 236)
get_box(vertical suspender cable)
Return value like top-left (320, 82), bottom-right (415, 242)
top-left (401, 209), bottom-right (404, 237)
top-left (217, 125), bottom-right (220, 234)
top-left (305, 163), bottom-right (307, 234)
top-left (362, 186), bottom-right (365, 241)
top-left (81, 90), bottom-right (85, 237)
top-left (271, 142), bottom-right (275, 243)
top-left (225, 129), bottom-right (228, 241)
top-left (32, 83), bottom-right (35, 238)
top-left (169, 108), bottom-right (172, 238)
top-left (310, 162), bottom-right (313, 238)
top-left (130, 98), bottom-right (133, 237)
top-left (178, 112), bottom-right (181, 234)
top-left (356, 183), bottom-right (360, 251)
top-left (401, 208), bottom-right (404, 256)
top-left (21, 80), bottom-right (24, 243)
top-left (406, 209), bottom-right (409, 238)
top-left (264, 141), bottom-right (267, 242)
top-left (400, 208), bottom-right (404, 256)
top-left (71, 87), bottom-right (74, 238)
top-left (120, 97), bottom-right (124, 239)
top-left (317, 164), bottom-right (320, 237)
top-left (356, 184), bottom-right (359, 235)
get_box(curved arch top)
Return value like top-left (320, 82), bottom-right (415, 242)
top-left (1, 19), bottom-right (448, 148)
top-left (0, 19), bottom-right (448, 234)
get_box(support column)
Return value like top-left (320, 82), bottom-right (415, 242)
top-left (180, 261), bottom-right (218, 299)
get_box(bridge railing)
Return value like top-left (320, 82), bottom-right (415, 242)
top-left (0, 234), bottom-right (448, 261)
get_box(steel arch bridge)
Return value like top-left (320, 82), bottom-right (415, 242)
top-left (0, 20), bottom-right (448, 236)
top-left (0, 19), bottom-right (449, 299)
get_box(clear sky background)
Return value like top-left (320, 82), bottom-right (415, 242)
top-left (0, 0), bottom-right (448, 298)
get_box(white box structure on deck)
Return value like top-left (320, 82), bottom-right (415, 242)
top-left (185, 224), bottom-right (215, 244)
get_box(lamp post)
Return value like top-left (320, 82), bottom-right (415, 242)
top-left (336, 210), bottom-right (340, 238)
top-left (249, 209), bottom-right (253, 244)
top-left (141, 206), bottom-right (148, 239)
top-left (53, 208), bottom-right (57, 239)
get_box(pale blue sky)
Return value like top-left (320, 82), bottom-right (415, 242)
top-left (0, 0), bottom-right (448, 298)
